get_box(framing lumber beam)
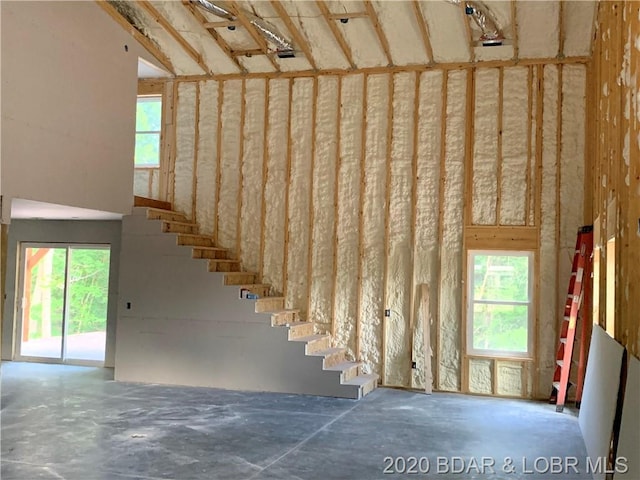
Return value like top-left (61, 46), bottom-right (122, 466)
top-left (258, 80), bottom-right (271, 282)
top-left (330, 77), bottom-right (343, 341)
top-left (182, 0), bottom-right (246, 74)
top-left (96, 0), bottom-right (175, 76)
top-left (138, 0), bottom-right (213, 75)
top-left (270, 0), bottom-right (318, 70)
top-left (227, 1), bottom-right (281, 72)
top-left (511, 0), bottom-right (519, 61)
top-left (557, 0), bottom-right (565, 58)
top-left (316, 0), bottom-right (356, 69)
top-left (363, 1), bottom-right (393, 66)
top-left (328, 11), bottom-right (369, 20)
top-left (412, 0), bottom-right (435, 64)
top-left (203, 20), bottom-right (240, 28)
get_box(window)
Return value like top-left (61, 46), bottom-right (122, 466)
top-left (467, 251), bottom-right (533, 358)
top-left (135, 96), bottom-right (162, 167)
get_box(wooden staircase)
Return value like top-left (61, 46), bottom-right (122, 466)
top-left (116, 198), bottom-right (378, 399)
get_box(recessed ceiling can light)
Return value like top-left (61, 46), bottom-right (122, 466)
top-left (340, 18), bottom-right (349, 24)
top-left (227, 25), bottom-right (236, 31)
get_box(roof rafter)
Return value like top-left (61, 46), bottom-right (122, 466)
top-left (137, 0), bottom-right (214, 75)
top-left (458, 1), bottom-right (476, 62)
top-left (363, 1), bottom-right (393, 66)
top-left (315, 0), bottom-right (356, 69)
top-left (226, 1), bottom-right (281, 71)
top-left (411, 0), bottom-right (435, 64)
top-left (269, 0), bottom-right (317, 70)
top-left (181, 0), bottom-right (246, 74)
top-left (96, 0), bottom-right (176, 76)
top-left (511, 0), bottom-right (519, 60)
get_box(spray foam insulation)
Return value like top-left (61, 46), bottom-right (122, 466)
top-left (239, 79), bottom-right (266, 274)
top-left (517, 2), bottom-right (560, 59)
top-left (421, 1), bottom-right (470, 63)
top-left (439, 70), bottom-right (467, 392)
top-left (497, 361), bottom-right (524, 396)
top-left (285, 78), bottom-right (314, 312)
top-left (469, 358), bottom-right (493, 395)
top-left (411, 70), bottom-right (443, 390)
top-left (334, 74), bottom-right (364, 360)
top-left (359, 74), bottom-right (389, 377)
top-left (174, 82), bottom-right (197, 219)
top-left (280, 0), bottom-right (350, 71)
top-left (559, 65), bottom-right (587, 300)
top-left (538, 65), bottom-right (559, 397)
top-left (130, 6), bottom-right (202, 75)
top-left (384, 72), bottom-right (415, 387)
top-left (337, 18), bottom-right (386, 68)
top-left (372, 1), bottom-right (428, 65)
top-left (501, 67), bottom-right (529, 226)
top-left (262, 79), bottom-right (290, 295)
top-left (149, 0), bottom-right (238, 75)
top-left (217, 80), bottom-right (243, 255)
top-left (133, 170), bottom-right (151, 198)
top-left (195, 81), bottom-right (219, 237)
top-left (308, 76), bottom-right (339, 334)
top-left (472, 68), bottom-right (499, 226)
top-left (563, 1), bottom-right (597, 58)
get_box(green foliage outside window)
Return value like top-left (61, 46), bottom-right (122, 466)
top-left (135, 97), bottom-right (161, 167)
top-left (470, 253), bottom-right (531, 355)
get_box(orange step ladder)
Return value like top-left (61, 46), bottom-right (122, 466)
top-left (550, 225), bottom-right (593, 412)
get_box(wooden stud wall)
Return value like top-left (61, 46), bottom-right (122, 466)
top-left (158, 57), bottom-right (589, 395)
top-left (589, 1), bottom-right (640, 358)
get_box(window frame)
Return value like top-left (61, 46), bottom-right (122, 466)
top-left (135, 94), bottom-right (163, 168)
top-left (466, 249), bottom-right (535, 359)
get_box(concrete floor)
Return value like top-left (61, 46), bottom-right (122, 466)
top-left (1, 362), bottom-right (591, 480)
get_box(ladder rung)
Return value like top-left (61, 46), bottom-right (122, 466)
top-left (560, 338), bottom-right (567, 344)
top-left (552, 381), bottom-right (561, 390)
top-left (557, 360), bottom-right (564, 367)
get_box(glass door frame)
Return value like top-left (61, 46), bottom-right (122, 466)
top-left (14, 242), bottom-right (110, 367)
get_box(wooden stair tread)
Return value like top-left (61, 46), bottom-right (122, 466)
top-left (177, 233), bottom-right (213, 239)
top-left (325, 361), bottom-right (360, 372)
top-left (163, 220), bottom-right (198, 227)
top-left (289, 334), bottom-right (328, 343)
top-left (134, 196), bottom-right (171, 210)
top-left (308, 347), bottom-right (344, 357)
top-left (193, 246), bottom-right (227, 251)
top-left (284, 320), bottom-right (310, 328)
top-left (342, 374), bottom-right (378, 386)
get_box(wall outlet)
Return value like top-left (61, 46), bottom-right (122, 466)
top-left (384, 309), bottom-right (391, 317)
top-left (411, 361), bottom-right (417, 369)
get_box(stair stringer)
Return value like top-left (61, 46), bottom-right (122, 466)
top-left (115, 208), bottom-right (364, 398)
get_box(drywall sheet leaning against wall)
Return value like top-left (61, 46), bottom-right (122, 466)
top-left (616, 354), bottom-right (639, 479)
top-left (216, 80), bottom-right (243, 255)
top-left (359, 73), bottom-right (389, 377)
top-left (472, 68), bottom-right (499, 225)
top-left (334, 74), bottom-right (364, 361)
top-left (579, 326), bottom-right (624, 480)
top-left (411, 70), bottom-right (443, 390)
top-left (385, 72), bottom-right (415, 387)
top-left (500, 67), bottom-right (529, 226)
top-left (308, 76), bottom-right (339, 334)
top-left (239, 79), bottom-right (266, 274)
top-left (262, 79), bottom-right (290, 295)
top-left (439, 69), bottom-right (467, 392)
top-left (537, 65), bottom-right (559, 397)
top-left (173, 82), bottom-right (197, 219)
top-left (195, 81), bottom-right (219, 237)
top-left (285, 78), bottom-right (313, 312)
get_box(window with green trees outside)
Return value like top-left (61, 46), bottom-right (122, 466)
top-left (467, 251), bottom-right (533, 357)
top-left (135, 96), bottom-right (162, 167)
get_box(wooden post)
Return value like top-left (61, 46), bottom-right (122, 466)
top-left (258, 80), bottom-right (271, 282)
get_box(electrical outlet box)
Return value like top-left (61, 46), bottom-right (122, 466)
top-left (384, 309), bottom-right (391, 317)
top-left (412, 361), bottom-right (417, 369)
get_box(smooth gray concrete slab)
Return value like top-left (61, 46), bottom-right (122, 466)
top-left (1, 362), bottom-right (590, 479)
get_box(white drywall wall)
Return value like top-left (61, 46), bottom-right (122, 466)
top-left (1, 1), bottom-right (140, 219)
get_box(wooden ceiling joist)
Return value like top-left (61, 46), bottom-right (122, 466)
top-left (316, 0), bottom-right (356, 69)
top-left (270, 0), bottom-right (317, 71)
top-left (327, 11), bottom-right (369, 20)
top-left (510, 0), bottom-right (519, 60)
top-left (203, 20), bottom-right (240, 29)
top-left (227, 1), bottom-right (281, 71)
top-left (411, 0), bottom-right (435, 64)
top-left (363, 1), bottom-right (393, 66)
top-left (182, 0), bottom-right (246, 74)
top-left (96, 0), bottom-right (176, 75)
top-left (138, 0), bottom-right (214, 75)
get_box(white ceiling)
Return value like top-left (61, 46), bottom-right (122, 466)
top-left (11, 199), bottom-right (123, 221)
top-left (138, 57), bottom-right (172, 78)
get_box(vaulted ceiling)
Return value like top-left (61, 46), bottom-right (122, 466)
top-left (103, 0), bottom-right (598, 78)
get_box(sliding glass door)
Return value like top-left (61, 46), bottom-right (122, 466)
top-left (17, 244), bottom-right (111, 365)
